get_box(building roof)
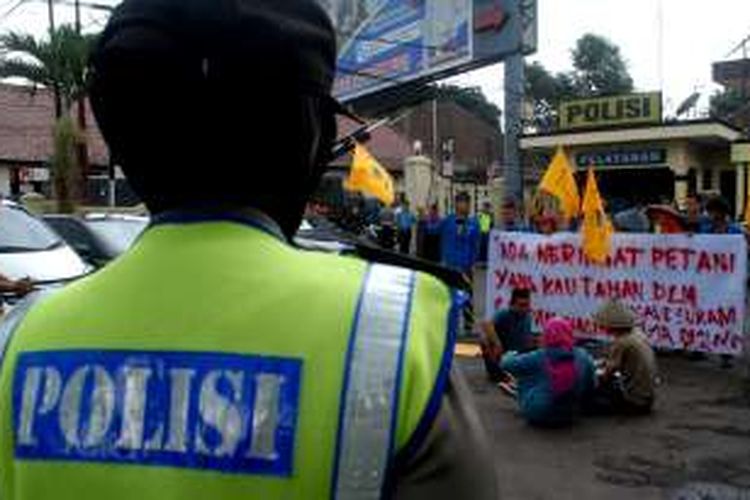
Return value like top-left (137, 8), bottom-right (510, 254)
top-left (521, 119), bottom-right (743, 150)
top-left (0, 83), bottom-right (109, 166)
top-left (0, 82), bottom-right (412, 172)
top-left (331, 115), bottom-right (413, 172)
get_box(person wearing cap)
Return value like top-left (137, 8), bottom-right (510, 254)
top-left (500, 318), bottom-right (596, 427)
top-left (590, 299), bottom-right (658, 415)
top-left (440, 192), bottom-right (481, 275)
top-left (0, 1), bottom-right (497, 499)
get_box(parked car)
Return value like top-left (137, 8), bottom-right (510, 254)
top-left (0, 200), bottom-right (89, 289)
top-left (43, 213), bottom-right (149, 268)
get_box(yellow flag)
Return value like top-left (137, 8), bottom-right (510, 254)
top-left (581, 167), bottom-right (613, 263)
top-left (538, 146), bottom-right (580, 220)
top-left (344, 142), bottom-right (395, 206)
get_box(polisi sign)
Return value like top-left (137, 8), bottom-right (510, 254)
top-left (559, 92), bottom-right (662, 131)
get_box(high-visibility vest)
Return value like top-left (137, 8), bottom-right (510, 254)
top-left (0, 217), bottom-right (456, 500)
top-left (478, 213), bottom-right (493, 234)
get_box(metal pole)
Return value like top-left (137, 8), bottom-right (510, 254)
top-left (74, 0), bottom-right (81, 32)
top-left (108, 163), bottom-right (116, 207)
top-left (432, 96), bottom-right (439, 211)
top-left (47, 0), bottom-right (62, 119)
top-left (504, 52), bottom-right (524, 204)
top-left (503, 0), bottom-right (525, 204)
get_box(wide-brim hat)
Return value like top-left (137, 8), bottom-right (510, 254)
top-left (593, 299), bottom-right (636, 329)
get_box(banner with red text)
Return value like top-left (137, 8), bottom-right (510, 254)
top-left (486, 232), bottom-right (747, 355)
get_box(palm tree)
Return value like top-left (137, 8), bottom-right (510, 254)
top-left (0, 25), bottom-right (98, 211)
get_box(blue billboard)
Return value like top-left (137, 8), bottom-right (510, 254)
top-left (325, 0), bottom-right (471, 101)
top-left (318, 0), bottom-right (537, 102)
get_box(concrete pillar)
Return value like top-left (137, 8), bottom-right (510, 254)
top-left (403, 155), bottom-right (433, 211)
top-left (0, 167), bottom-right (11, 196)
top-left (673, 166), bottom-right (689, 209)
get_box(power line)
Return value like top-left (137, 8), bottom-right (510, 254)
top-left (0, 0), bottom-right (28, 23)
top-left (726, 32), bottom-right (750, 59)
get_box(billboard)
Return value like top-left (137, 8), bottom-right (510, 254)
top-left (318, 0), bottom-right (537, 102)
top-left (558, 92), bottom-right (663, 131)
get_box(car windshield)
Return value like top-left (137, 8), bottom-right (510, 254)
top-left (0, 205), bottom-right (62, 252)
top-left (86, 219), bottom-right (148, 255)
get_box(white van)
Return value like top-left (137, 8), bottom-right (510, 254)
top-left (0, 200), bottom-right (89, 287)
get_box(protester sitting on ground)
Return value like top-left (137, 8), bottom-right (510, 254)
top-left (590, 299), bottom-right (658, 415)
top-left (480, 288), bottom-right (534, 382)
top-left (499, 318), bottom-right (596, 427)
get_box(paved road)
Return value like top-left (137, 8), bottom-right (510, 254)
top-left (457, 353), bottom-right (750, 499)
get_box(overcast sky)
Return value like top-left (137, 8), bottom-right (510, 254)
top-left (1, 0), bottom-right (748, 116)
top-left (449, 0), bottom-right (750, 116)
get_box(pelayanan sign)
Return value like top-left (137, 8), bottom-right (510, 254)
top-left (559, 92), bottom-right (662, 131)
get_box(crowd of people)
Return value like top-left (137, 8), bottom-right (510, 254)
top-left (373, 190), bottom-right (747, 270)
top-left (481, 290), bottom-right (658, 428)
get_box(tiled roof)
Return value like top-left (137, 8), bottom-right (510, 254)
top-left (0, 83), bottom-right (413, 172)
top-left (0, 83), bottom-right (109, 165)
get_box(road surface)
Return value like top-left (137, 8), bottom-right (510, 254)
top-left (457, 352), bottom-right (750, 499)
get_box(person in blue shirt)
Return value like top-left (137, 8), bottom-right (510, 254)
top-left (500, 318), bottom-right (596, 427)
top-left (480, 288), bottom-right (534, 382)
top-left (395, 199), bottom-right (417, 254)
top-left (440, 191), bottom-right (480, 274)
top-left (699, 196), bottom-right (744, 235)
top-left (499, 198), bottom-right (530, 232)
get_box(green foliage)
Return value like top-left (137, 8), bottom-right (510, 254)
top-left (0, 25), bottom-right (98, 110)
top-left (438, 84), bottom-right (502, 128)
top-left (1, 26), bottom-right (98, 208)
top-left (710, 87), bottom-right (748, 122)
top-left (525, 33), bottom-right (634, 131)
top-left (571, 34), bottom-right (634, 97)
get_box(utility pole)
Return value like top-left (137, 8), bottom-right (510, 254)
top-left (47, 0), bottom-right (62, 118)
top-left (503, 0), bottom-right (526, 205)
top-left (74, 0), bottom-right (90, 204)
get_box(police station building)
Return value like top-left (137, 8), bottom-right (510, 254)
top-left (521, 92), bottom-right (746, 215)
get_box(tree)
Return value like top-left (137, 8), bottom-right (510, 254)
top-left (524, 34), bottom-right (634, 131)
top-left (438, 84), bottom-right (502, 128)
top-left (710, 87), bottom-right (749, 128)
top-left (570, 34), bottom-right (633, 97)
top-left (0, 25), bottom-right (98, 211)
top-left (524, 62), bottom-right (573, 131)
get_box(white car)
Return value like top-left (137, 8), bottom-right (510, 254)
top-left (0, 200), bottom-right (89, 287)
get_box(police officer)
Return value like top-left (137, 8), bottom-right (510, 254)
top-left (0, 1), bottom-right (498, 499)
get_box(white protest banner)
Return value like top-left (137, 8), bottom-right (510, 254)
top-left (486, 232), bottom-right (747, 355)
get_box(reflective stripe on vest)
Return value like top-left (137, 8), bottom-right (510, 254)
top-left (333, 264), bottom-right (416, 500)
